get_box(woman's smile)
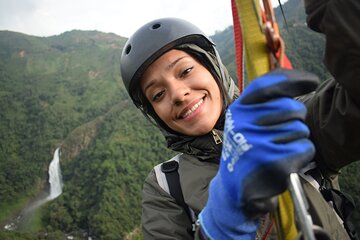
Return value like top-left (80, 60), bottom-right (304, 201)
top-left (179, 97), bottom-right (204, 120)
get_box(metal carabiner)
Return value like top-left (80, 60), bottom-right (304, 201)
top-left (288, 173), bottom-right (316, 240)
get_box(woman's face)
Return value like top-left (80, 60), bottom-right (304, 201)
top-left (141, 49), bottom-right (223, 136)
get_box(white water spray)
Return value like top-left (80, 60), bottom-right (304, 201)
top-left (47, 147), bottom-right (63, 200)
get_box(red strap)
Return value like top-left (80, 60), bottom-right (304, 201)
top-left (231, 0), bottom-right (244, 93)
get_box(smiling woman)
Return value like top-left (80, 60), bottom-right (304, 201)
top-left (120, 17), bottom-right (314, 239)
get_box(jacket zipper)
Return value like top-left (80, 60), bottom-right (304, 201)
top-left (211, 129), bottom-right (222, 144)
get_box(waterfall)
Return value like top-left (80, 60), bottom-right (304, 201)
top-left (47, 147), bottom-right (63, 200)
top-left (3, 148), bottom-right (63, 231)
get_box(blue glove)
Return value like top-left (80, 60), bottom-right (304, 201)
top-left (199, 69), bottom-right (320, 239)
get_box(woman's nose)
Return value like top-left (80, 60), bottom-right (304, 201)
top-left (169, 81), bottom-right (190, 106)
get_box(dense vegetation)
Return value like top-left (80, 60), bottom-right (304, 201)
top-left (0, 0), bottom-right (359, 239)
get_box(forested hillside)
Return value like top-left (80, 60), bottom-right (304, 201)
top-left (0, 0), bottom-right (359, 239)
top-left (0, 30), bottom-right (173, 239)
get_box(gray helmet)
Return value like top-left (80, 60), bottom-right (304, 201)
top-left (120, 17), bottom-right (215, 107)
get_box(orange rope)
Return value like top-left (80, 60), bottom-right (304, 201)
top-left (262, 0), bottom-right (292, 69)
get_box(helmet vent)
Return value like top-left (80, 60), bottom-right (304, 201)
top-left (125, 44), bottom-right (132, 55)
top-left (151, 23), bottom-right (161, 30)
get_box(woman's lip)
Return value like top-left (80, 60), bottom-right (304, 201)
top-left (178, 96), bottom-right (205, 119)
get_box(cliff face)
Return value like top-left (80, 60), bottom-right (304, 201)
top-left (60, 117), bottom-right (101, 162)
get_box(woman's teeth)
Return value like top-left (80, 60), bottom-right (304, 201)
top-left (182, 98), bottom-right (204, 118)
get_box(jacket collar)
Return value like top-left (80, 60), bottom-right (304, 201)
top-left (166, 129), bottom-right (223, 163)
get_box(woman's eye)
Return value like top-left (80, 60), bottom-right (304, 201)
top-left (152, 90), bottom-right (165, 102)
top-left (180, 67), bottom-right (193, 78)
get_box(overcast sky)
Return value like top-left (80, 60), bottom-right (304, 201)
top-left (0, 0), bottom-right (286, 38)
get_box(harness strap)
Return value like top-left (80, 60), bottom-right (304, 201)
top-left (161, 160), bottom-right (192, 221)
top-left (232, 0), bottom-right (270, 85)
top-left (154, 154), bottom-right (196, 233)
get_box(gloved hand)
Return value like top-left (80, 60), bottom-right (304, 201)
top-left (198, 69), bottom-right (320, 239)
